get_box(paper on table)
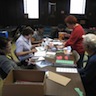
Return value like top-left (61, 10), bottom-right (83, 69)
top-left (34, 51), bottom-right (46, 57)
top-left (56, 67), bottom-right (78, 73)
top-left (43, 38), bottom-right (53, 41)
top-left (36, 61), bottom-right (52, 68)
top-left (46, 52), bottom-right (56, 55)
top-left (35, 46), bottom-right (45, 51)
top-left (45, 52), bottom-right (56, 59)
top-left (47, 71), bottom-right (71, 86)
top-left (38, 57), bottom-right (45, 61)
top-left (52, 42), bottom-right (63, 45)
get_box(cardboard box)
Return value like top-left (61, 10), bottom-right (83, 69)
top-left (2, 70), bottom-right (45, 96)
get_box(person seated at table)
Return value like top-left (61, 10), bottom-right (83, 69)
top-left (50, 24), bottom-right (70, 39)
top-left (32, 24), bottom-right (44, 43)
top-left (78, 33), bottom-right (96, 96)
top-left (0, 36), bottom-right (20, 79)
top-left (64, 15), bottom-right (85, 68)
top-left (15, 27), bottom-right (37, 63)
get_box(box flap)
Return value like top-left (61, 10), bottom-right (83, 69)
top-left (2, 70), bottom-right (45, 96)
top-left (47, 71), bottom-right (71, 86)
top-left (4, 70), bottom-right (13, 84)
top-left (13, 70), bottom-right (45, 82)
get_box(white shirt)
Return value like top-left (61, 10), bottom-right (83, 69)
top-left (16, 35), bottom-right (33, 61)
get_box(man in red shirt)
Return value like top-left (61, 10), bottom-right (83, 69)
top-left (64, 15), bottom-right (85, 68)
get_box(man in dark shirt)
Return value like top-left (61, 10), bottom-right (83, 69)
top-left (50, 24), bottom-right (66, 39)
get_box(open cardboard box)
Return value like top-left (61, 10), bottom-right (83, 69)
top-left (2, 70), bottom-right (46, 96)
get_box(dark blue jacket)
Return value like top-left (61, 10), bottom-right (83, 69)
top-left (78, 53), bottom-right (96, 96)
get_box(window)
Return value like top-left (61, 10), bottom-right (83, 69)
top-left (23, 0), bottom-right (39, 19)
top-left (70, 0), bottom-right (86, 14)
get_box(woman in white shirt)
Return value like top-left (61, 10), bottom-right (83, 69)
top-left (16, 28), bottom-right (37, 61)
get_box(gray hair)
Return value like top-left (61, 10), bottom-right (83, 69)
top-left (82, 33), bottom-right (96, 50)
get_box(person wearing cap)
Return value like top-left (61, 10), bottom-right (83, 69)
top-left (78, 33), bottom-right (96, 96)
top-left (64, 15), bottom-right (85, 68)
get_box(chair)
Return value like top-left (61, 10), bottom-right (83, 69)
top-left (83, 52), bottom-right (88, 67)
top-left (72, 50), bottom-right (80, 64)
top-left (13, 50), bottom-right (23, 66)
top-left (0, 68), bottom-right (7, 79)
top-left (13, 50), bottom-right (20, 61)
top-left (0, 77), bottom-right (3, 96)
top-left (72, 50), bottom-right (89, 68)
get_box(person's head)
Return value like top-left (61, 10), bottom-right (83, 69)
top-left (37, 25), bottom-right (44, 33)
top-left (22, 27), bottom-right (34, 40)
top-left (64, 15), bottom-right (77, 29)
top-left (82, 34), bottom-right (96, 55)
top-left (57, 24), bottom-right (65, 32)
top-left (26, 26), bottom-right (34, 32)
top-left (0, 37), bottom-right (12, 55)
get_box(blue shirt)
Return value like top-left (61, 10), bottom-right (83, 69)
top-left (16, 35), bottom-right (33, 61)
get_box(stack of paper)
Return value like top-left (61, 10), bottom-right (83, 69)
top-left (34, 51), bottom-right (46, 57)
top-left (56, 67), bottom-right (78, 73)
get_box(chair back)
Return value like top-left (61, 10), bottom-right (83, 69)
top-left (72, 50), bottom-right (80, 63)
top-left (14, 50), bottom-right (20, 61)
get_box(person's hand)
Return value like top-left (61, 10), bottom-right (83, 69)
top-left (64, 33), bottom-right (70, 37)
top-left (63, 41), bottom-right (66, 46)
top-left (31, 48), bottom-right (37, 53)
top-left (48, 42), bottom-right (54, 48)
top-left (37, 43), bottom-right (41, 47)
top-left (25, 58), bottom-right (36, 65)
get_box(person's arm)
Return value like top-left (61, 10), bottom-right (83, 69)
top-left (79, 59), bottom-right (96, 84)
top-left (31, 43), bottom-right (41, 48)
top-left (64, 32), bottom-right (70, 38)
top-left (1, 58), bottom-right (19, 74)
top-left (16, 49), bottom-right (37, 56)
top-left (32, 40), bottom-right (42, 44)
top-left (64, 29), bottom-right (81, 47)
top-left (16, 41), bottom-right (37, 56)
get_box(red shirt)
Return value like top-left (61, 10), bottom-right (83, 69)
top-left (65, 24), bottom-right (85, 54)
